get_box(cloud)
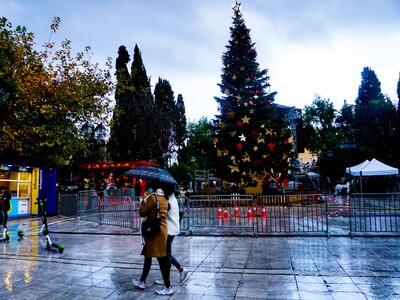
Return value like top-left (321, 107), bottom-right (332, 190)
top-left (2, 0), bottom-right (400, 121)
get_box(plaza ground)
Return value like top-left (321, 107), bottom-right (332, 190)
top-left (0, 216), bottom-right (399, 299)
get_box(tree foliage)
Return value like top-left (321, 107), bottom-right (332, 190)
top-left (303, 95), bottom-right (340, 157)
top-left (169, 118), bottom-right (213, 189)
top-left (108, 45), bottom-right (186, 166)
top-left (173, 94), bottom-right (187, 162)
top-left (187, 118), bottom-right (216, 170)
top-left (356, 66), bottom-right (385, 105)
top-left (353, 66), bottom-right (397, 163)
top-left (332, 66), bottom-right (399, 177)
top-left (0, 17), bottom-right (114, 167)
top-left (302, 95), bottom-right (342, 179)
top-left (108, 45), bottom-right (155, 162)
top-left (213, 3), bottom-right (292, 187)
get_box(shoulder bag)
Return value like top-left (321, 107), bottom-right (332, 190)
top-left (141, 193), bottom-right (161, 238)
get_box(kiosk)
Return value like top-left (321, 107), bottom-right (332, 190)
top-left (0, 154), bottom-right (56, 217)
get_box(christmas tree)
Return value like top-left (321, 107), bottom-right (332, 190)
top-left (214, 2), bottom-right (292, 191)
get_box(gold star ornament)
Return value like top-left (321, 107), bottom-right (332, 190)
top-left (232, 1), bottom-right (241, 13)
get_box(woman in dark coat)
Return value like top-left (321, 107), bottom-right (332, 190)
top-left (133, 182), bottom-right (173, 295)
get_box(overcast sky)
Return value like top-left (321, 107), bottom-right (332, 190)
top-left (2, 0), bottom-right (400, 121)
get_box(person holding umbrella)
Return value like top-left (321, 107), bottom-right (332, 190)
top-left (132, 181), bottom-right (173, 295)
top-left (155, 183), bottom-right (189, 285)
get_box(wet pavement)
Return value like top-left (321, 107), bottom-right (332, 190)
top-left (1, 216), bottom-right (400, 299)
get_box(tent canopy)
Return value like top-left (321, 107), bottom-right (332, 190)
top-left (346, 158), bottom-right (399, 176)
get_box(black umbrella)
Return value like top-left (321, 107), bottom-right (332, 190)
top-left (124, 166), bottom-right (178, 186)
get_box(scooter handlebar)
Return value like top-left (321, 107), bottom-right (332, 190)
top-left (34, 198), bottom-right (47, 205)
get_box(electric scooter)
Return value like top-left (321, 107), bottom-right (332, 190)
top-left (0, 213), bottom-right (24, 242)
top-left (36, 198), bottom-right (64, 253)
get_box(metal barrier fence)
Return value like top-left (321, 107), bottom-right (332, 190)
top-left (99, 196), bottom-right (138, 230)
top-left (58, 190), bottom-right (400, 236)
top-left (349, 193), bottom-right (400, 236)
top-left (257, 194), bottom-right (328, 235)
top-left (78, 191), bottom-right (142, 231)
top-left (58, 193), bottom-right (78, 216)
top-left (77, 190), bottom-right (102, 223)
top-left (185, 195), bottom-right (256, 236)
top-left (103, 188), bottom-right (135, 198)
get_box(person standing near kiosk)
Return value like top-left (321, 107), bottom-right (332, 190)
top-left (0, 186), bottom-right (11, 240)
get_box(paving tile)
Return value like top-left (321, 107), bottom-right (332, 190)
top-left (2, 217), bottom-right (400, 299)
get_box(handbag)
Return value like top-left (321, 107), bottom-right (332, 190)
top-left (141, 193), bottom-right (161, 238)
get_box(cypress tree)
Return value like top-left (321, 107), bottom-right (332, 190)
top-left (174, 94), bottom-right (187, 162)
top-left (108, 44), bottom-right (154, 162)
top-left (356, 66), bottom-right (385, 105)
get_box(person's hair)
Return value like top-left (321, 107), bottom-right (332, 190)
top-left (161, 183), bottom-right (175, 197)
top-left (148, 181), bottom-right (175, 200)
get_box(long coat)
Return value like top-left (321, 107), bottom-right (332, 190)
top-left (139, 192), bottom-right (168, 257)
top-left (0, 190), bottom-right (11, 212)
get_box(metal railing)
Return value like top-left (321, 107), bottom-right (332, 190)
top-left (58, 190), bottom-right (400, 236)
top-left (99, 196), bottom-right (138, 230)
top-left (257, 194), bottom-right (328, 235)
top-left (58, 193), bottom-right (78, 216)
top-left (185, 195), bottom-right (256, 236)
top-left (349, 193), bottom-right (400, 236)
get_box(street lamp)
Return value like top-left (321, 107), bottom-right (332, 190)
top-left (81, 121), bottom-right (106, 190)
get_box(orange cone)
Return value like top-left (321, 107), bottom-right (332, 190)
top-left (253, 203), bottom-right (258, 216)
top-left (233, 203), bottom-right (240, 218)
top-left (217, 205), bottom-right (223, 219)
top-left (261, 205), bottom-right (267, 218)
top-left (223, 206), bottom-right (230, 219)
top-left (246, 205), bottom-right (253, 218)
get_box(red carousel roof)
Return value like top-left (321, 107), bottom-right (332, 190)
top-left (79, 160), bottom-right (158, 169)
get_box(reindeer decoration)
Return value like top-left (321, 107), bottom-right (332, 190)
top-left (244, 171), bottom-right (272, 196)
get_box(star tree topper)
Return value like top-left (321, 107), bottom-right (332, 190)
top-left (232, 1), bottom-right (241, 13)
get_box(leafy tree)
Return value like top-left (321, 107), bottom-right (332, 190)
top-left (169, 117), bottom-right (213, 190)
top-left (303, 95), bottom-right (339, 156)
top-left (0, 17), bottom-right (114, 167)
top-left (187, 118), bottom-right (216, 171)
top-left (303, 95), bottom-right (341, 179)
top-left (213, 2), bottom-right (292, 187)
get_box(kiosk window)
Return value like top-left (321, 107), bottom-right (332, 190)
top-left (0, 170), bottom-right (32, 198)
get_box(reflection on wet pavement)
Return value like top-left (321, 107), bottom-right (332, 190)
top-left (0, 216), bottom-right (399, 299)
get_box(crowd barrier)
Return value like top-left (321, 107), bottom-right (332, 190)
top-left (58, 193), bottom-right (78, 216)
top-left (256, 194), bottom-right (327, 235)
top-left (349, 193), bottom-right (400, 236)
top-left (58, 191), bottom-right (400, 236)
top-left (185, 195), bottom-right (256, 236)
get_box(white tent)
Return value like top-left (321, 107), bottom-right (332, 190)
top-left (346, 158), bottom-right (399, 176)
top-left (345, 159), bottom-right (370, 176)
top-left (345, 158), bottom-right (399, 193)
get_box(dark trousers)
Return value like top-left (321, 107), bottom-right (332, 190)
top-left (167, 235), bottom-right (181, 270)
top-left (0, 210), bottom-right (7, 228)
top-left (140, 256), bottom-right (171, 288)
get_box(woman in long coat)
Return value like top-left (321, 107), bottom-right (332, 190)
top-left (133, 182), bottom-right (173, 295)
